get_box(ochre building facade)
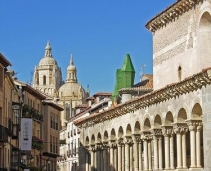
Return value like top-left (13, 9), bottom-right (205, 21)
top-left (75, 1), bottom-right (211, 171)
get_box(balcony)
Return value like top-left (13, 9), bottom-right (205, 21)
top-left (32, 136), bottom-right (44, 150)
top-left (0, 125), bottom-right (8, 142)
top-left (22, 104), bottom-right (43, 122)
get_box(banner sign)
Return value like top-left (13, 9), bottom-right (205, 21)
top-left (20, 118), bottom-right (33, 151)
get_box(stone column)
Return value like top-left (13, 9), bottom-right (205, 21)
top-left (170, 134), bottom-right (174, 170)
top-left (158, 137), bottom-right (163, 170)
top-left (187, 120), bottom-right (203, 169)
top-left (162, 126), bottom-right (173, 170)
top-left (196, 125), bottom-right (202, 168)
top-left (125, 136), bottom-right (132, 171)
top-left (130, 142), bottom-right (134, 171)
top-left (109, 140), bottom-right (115, 171)
top-left (118, 144), bottom-right (122, 171)
top-left (90, 146), bottom-right (95, 171)
top-left (101, 148), bottom-right (104, 171)
top-left (141, 132), bottom-right (153, 171)
top-left (118, 138), bottom-right (124, 171)
top-left (133, 135), bottom-right (141, 171)
top-left (148, 141), bottom-right (152, 171)
top-left (151, 129), bottom-right (162, 171)
top-left (96, 144), bottom-right (101, 171)
top-left (122, 143), bottom-right (125, 171)
top-left (173, 124), bottom-right (182, 169)
top-left (143, 140), bottom-right (148, 171)
top-left (114, 145), bottom-right (118, 171)
top-left (103, 142), bottom-right (109, 171)
top-left (182, 131), bottom-right (188, 169)
top-left (86, 152), bottom-right (89, 171)
top-left (173, 123), bottom-right (188, 169)
top-left (188, 122), bottom-right (196, 168)
top-left (138, 141), bottom-right (143, 171)
top-left (125, 141), bottom-right (130, 171)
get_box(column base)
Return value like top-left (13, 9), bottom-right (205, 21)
top-left (189, 168), bottom-right (203, 171)
top-left (175, 169), bottom-right (189, 171)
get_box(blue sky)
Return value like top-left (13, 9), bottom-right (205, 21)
top-left (1, 0), bottom-right (175, 95)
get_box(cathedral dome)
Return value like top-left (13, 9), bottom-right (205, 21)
top-left (67, 64), bottom-right (76, 71)
top-left (38, 41), bottom-right (58, 66)
top-left (39, 57), bottom-right (58, 66)
top-left (58, 82), bottom-right (85, 100)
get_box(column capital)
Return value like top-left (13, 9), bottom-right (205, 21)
top-left (132, 134), bottom-right (142, 143)
top-left (124, 135), bottom-right (133, 145)
top-left (109, 139), bottom-right (117, 148)
top-left (89, 144), bottom-right (96, 152)
top-left (186, 119), bottom-right (202, 131)
top-left (141, 131), bottom-right (153, 141)
top-left (151, 128), bottom-right (163, 138)
top-left (161, 126), bottom-right (174, 136)
top-left (118, 137), bottom-right (124, 146)
top-left (173, 122), bottom-right (188, 134)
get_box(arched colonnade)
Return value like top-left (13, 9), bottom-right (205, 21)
top-left (83, 103), bottom-right (203, 171)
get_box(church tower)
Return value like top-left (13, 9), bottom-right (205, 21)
top-left (33, 41), bottom-right (63, 97)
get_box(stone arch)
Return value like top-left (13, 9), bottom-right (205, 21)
top-left (85, 136), bottom-right (89, 146)
top-left (154, 115), bottom-right (162, 128)
top-left (110, 128), bottom-right (116, 140)
top-left (191, 103), bottom-right (202, 119)
top-left (197, 11), bottom-right (211, 68)
top-left (126, 124), bottom-right (132, 135)
top-left (118, 126), bottom-right (124, 138)
top-left (177, 108), bottom-right (187, 122)
top-left (103, 131), bottom-right (109, 141)
top-left (97, 132), bottom-right (102, 143)
top-left (134, 121), bottom-right (141, 134)
top-left (165, 111), bottom-right (174, 126)
top-left (143, 118), bottom-right (151, 131)
top-left (91, 134), bottom-right (95, 144)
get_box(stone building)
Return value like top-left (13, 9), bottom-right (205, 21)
top-left (14, 79), bottom-right (63, 171)
top-left (74, 0), bottom-right (211, 171)
top-left (0, 53), bottom-right (20, 171)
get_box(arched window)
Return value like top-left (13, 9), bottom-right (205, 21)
top-left (178, 66), bottom-right (182, 82)
top-left (43, 75), bottom-right (46, 85)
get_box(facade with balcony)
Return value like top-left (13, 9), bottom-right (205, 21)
top-left (0, 53), bottom-right (20, 171)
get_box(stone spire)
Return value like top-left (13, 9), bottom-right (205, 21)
top-left (66, 54), bottom-right (77, 83)
top-left (44, 40), bottom-right (52, 57)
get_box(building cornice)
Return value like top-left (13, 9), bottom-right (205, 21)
top-left (74, 68), bottom-right (211, 128)
top-left (146, 0), bottom-right (200, 32)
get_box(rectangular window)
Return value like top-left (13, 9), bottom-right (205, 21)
top-left (53, 136), bottom-right (55, 153)
top-left (50, 135), bottom-right (52, 152)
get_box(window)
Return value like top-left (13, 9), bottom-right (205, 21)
top-left (50, 135), bottom-right (52, 152)
top-left (178, 66), bottom-right (182, 82)
top-left (43, 75), bottom-right (46, 85)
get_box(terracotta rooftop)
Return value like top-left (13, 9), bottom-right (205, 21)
top-left (75, 104), bottom-right (88, 109)
top-left (93, 92), bottom-right (112, 97)
top-left (119, 74), bottom-right (153, 92)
